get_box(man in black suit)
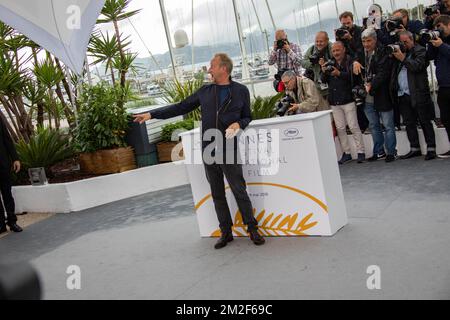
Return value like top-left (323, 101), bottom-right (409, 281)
top-left (0, 117), bottom-right (23, 234)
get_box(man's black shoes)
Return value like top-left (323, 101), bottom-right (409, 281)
top-left (400, 150), bottom-right (421, 160)
top-left (214, 232), bottom-right (233, 249)
top-left (8, 223), bottom-right (23, 233)
top-left (425, 151), bottom-right (437, 161)
top-left (0, 225), bottom-right (7, 234)
top-left (249, 230), bottom-right (265, 246)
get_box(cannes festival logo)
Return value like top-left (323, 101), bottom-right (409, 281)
top-left (284, 128), bottom-right (299, 138)
top-left (196, 183), bottom-right (328, 237)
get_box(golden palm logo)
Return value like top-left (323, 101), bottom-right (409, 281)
top-left (211, 210), bottom-right (319, 237)
top-left (196, 182), bottom-right (327, 237)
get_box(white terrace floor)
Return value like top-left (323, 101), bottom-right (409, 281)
top-left (1, 157), bottom-right (449, 300)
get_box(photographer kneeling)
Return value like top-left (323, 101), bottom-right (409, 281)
top-left (278, 70), bottom-right (324, 116)
top-left (390, 31), bottom-right (437, 161)
top-left (321, 41), bottom-right (366, 165)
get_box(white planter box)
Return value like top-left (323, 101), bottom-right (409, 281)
top-left (13, 161), bottom-right (189, 214)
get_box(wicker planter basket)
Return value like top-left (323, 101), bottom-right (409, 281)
top-left (79, 147), bottom-right (137, 174)
top-left (156, 141), bottom-right (184, 163)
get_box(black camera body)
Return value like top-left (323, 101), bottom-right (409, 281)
top-left (352, 85), bottom-right (367, 107)
top-left (420, 29), bottom-right (441, 42)
top-left (424, 1), bottom-right (444, 17)
top-left (323, 59), bottom-right (337, 75)
top-left (277, 39), bottom-right (289, 50)
top-left (274, 95), bottom-right (295, 117)
top-left (387, 42), bottom-right (407, 55)
top-left (309, 50), bottom-right (325, 65)
top-left (335, 25), bottom-right (351, 40)
top-left (386, 17), bottom-right (403, 35)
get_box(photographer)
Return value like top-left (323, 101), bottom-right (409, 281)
top-left (301, 31), bottom-right (333, 109)
top-left (379, 9), bottom-right (425, 45)
top-left (269, 29), bottom-right (302, 91)
top-left (321, 42), bottom-right (365, 164)
top-left (358, 28), bottom-right (397, 163)
top-left (336, 11), bottom-right (364, 60)
top-left (427, 14), bottom-right (450, 158)
top-left (390, 31), bottom-right (437, 161)
top-left (279, 70), bottom-right (326, 116)
top-left (424, 0), bottom-right (450, 29)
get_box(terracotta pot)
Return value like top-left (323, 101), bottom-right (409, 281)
top-left (79, 147), bottom-right (137, 174)
top-left (156, 141), bottom-right (184, 163)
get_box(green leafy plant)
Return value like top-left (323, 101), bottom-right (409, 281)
top-left (16, 127), bottom-right (74, 170)
top-left (251, 93), bottom-right (284, 120)
top-left (161, 78), bottom-right (204, 122)
top-left (160, 119), bottom-right (195, 143)
top-left (74, 82), bottom-right (129, 153)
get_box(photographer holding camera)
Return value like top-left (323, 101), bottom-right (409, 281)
top-left (278, 70), bottom-right (325, 117)
top-left (336, 11), bottom-right (364, 59)
top-left (358, 28), bottom-right (397, 163)
top-left (424, 0), bottom-right (450, 29)
top-left (269, 29), bottom-right (302, 91)
top-left (390, 31), bottom-right (437, 161)
top-left (302, 31), bottom-right (333, 109)
top-left (380, 9), bottom-right (425, 45)
top-left (321, 42), bottom-right (365, 165)
top-left (427, 15), bottom-right (450, 158)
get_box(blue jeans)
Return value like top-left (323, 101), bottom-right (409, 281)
top-left (364, 102), bottom-right (397, 156)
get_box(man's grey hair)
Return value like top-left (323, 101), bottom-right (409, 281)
top-left (398, 30), bottom-right (414, 41)
top-left (281, 70), bottom-right (297, 80)
top-left (361, 28), bottom-right (378, 40)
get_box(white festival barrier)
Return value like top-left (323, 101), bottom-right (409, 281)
top-left (180, 111), bottom-right (348, 237)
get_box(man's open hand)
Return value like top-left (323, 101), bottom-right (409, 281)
top-left (225, 122), bottom-right (240, 139)
top-left (133, 113), bottom-right (151, 124)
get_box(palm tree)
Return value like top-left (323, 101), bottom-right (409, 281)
top-left (97, 0), bottom-right (141, 109)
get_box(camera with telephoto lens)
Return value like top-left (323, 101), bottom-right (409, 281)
top-left (420, 29), bottom-right (441, 42)
top-left (335, 25), bottom-right (351, 40)
top-left (386, 17), bottom-right (403, 35)
top-left (277, 39), bottom-right (289, 50)
top-left (274, 95), bottom-right (295, 117)
top-left (387, 42), bottom-right (406, 55)
top-left (424, 1), bottom-right (444, 17)
top-left (352, 85), bottom-right (367, 107)
top-left (323, 59), bottom-right (337, 75)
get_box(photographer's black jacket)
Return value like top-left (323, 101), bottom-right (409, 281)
top-left (427, 34), bottom-right (450, 88)
top-left (321, 55), bottom-right (355, 106)
top-left (390, 44), bottom-right (434, 117)
top-left (357, 45), bottom-right (395, 112)
top-left (0, 118), bottom-right (19, 171)
top-left (150, 81), bottom-right (251, 150)
top-left (343, 25), bottom-right (364, 59)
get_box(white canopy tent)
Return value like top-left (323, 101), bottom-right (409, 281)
top-left (0, 0), bottom-right (105, 74)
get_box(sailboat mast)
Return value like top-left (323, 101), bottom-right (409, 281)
top-left (159, 0), bottom-right (178, 82)
top-left (250, 0), bottom-right (270, 56)
top-left (265, 0), bottom-right (277, 32)
top-left (232, 0), bottom-right (250, 81)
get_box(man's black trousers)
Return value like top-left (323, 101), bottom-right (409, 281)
top-left (204, 163), bottom-right (258, 234)
top-left (438, 87), bottom-right (450, 142)
top-left (398, 94), bottom-right (436, 151)
top-left (0, 169), bottom-right (17, 227)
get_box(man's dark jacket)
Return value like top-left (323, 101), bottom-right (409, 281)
top-left (358, 46), bottom-right (395, 112)
top-left (0, 118), bottom-right (19, 171)
top-left (390, 44), bottom-right (434, 119)
top-left (321, 55), bottom-right (355, 106)
top-left (427, 34), bottom-right (450, 88)
top-left (151, 81), bottom-right (252, 150)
